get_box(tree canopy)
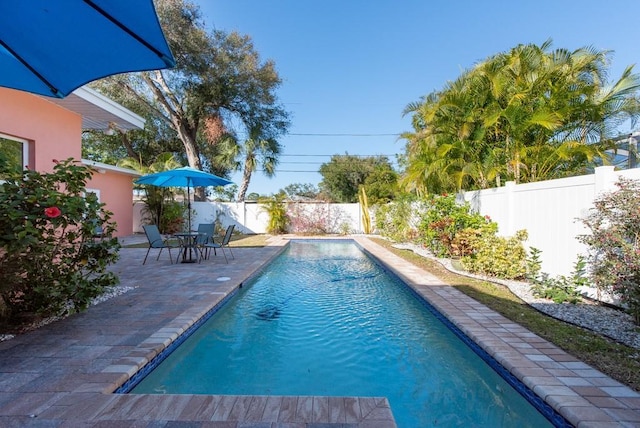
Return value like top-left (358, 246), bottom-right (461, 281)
top-left (401, 40), bottom-right (640, 195)
top-left (87, 0), bottom-right (290, 201)
top-left (319, 154), bottom-right (397, 203)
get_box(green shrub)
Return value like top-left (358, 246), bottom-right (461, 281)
top-left (460, 230), bottom-right (529, 279)
top-left (530, 256), bottom-right (586, 304)
top-left (373, 195), bottom-right (422, 242)
top-left (419, 194), bottom-right (490, 257)
top-left (261, 195), bottom-right (289, 234)
top-left (158, 199), bottom-right (186, 234)
top-left (579, 178), bottom-right (640, 323)
top-left (0, 158), bottom-right (120, 325)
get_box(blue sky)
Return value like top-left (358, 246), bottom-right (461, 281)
top-left (196, 0), bottom-right (640, 196)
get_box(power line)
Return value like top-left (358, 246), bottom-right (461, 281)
top-left (257, 169), bottom-right (320, 173)
top-left (289, 133), bottom-right (401, 137)
top-left (280, 153), bottom-right (400, 157)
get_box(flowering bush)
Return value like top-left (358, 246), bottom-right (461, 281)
top-left (0, 158), bottom-right (120, 327)
top-left (579, 178), bottom-right (640, 324)
top-left (287, 202), bottom-right (349, 235)
top-left (419, 194), bottom-right (491, 257)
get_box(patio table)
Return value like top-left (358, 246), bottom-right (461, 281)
top-left (173, 232), bottom-right (204, 263)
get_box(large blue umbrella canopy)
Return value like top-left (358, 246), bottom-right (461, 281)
top-left (0, 0), bottom-right (176, 98)
top-left (136, 167), bottom-right (234, 232)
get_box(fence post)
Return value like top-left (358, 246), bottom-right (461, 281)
top-left (594, 166), bottom-right (616, 197)
top-left (504, 181), bottom-right (516, 236)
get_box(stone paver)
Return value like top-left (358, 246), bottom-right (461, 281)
top-left (354, 236), bottom-right (640, 428)
top-left (0, 236), bottom-right (395, 427)
top-left (0, 235), bottom-right (638, 427)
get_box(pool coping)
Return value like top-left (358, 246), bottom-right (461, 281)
top-left (0, 235), bottom-right (638, 427)
top-left (355, 236), bottom-right (640, 427)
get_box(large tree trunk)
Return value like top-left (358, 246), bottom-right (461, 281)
top-left (173, 118), bottom-right (208, 201)
top-left (236, 162), bottom-right (253, 202)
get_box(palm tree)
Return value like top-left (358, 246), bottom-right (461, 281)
top-left (401, 41), bottom-right (640, 193)
top-left (221, 124), bottom-right (282, 202)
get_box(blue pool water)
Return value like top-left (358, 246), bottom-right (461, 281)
top-left (130, 240), bottom-right (558, 427)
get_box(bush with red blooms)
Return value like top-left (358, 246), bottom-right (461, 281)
top-left (0, 158), bottom-right (120, 327)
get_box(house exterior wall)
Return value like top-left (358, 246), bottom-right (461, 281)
top-left (87, 170), bottom-right (135, 237)
top-left (0, 87), bottom-right (80, 171)
top-left (0, 87), bottom-right (134, 237)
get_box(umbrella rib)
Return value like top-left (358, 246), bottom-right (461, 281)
top-left (0, 40), bottom-right (62, 97)
top-left (83, 0), bottom-right (176, 67)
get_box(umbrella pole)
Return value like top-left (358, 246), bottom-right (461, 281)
top-left (181, 182), bottom-right (197, 263)
top-left (187, 182), bottom-right (192, 232)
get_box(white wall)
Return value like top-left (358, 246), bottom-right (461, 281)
top-left (463, 166), bottom-right (640, 277)
top-left (133, 201), bottom-right (365, 235)
top-left (131, 167), bottom-right (640, 278)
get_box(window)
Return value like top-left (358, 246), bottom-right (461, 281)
top-left (84, 188), bottom-right (101, 203)
top-left (0, 134), bottom-right (29, 179)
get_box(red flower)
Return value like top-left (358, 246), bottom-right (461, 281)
top-left (44, 206), bottom-right (62, 218)
top-left (52, 159), bottom-right (59, 164)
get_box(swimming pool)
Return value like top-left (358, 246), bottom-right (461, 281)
top-left (126, 240), bottom-right (564, 427)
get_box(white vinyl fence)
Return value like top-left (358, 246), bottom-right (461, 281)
top-left (133, 201), bottom-right (365, 235)
top-left (463, 166), bottom-right (640, 277)
top-left (132, 165), bottom-right (640, 278)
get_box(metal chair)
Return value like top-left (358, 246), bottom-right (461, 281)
top-left (195, 223), bottom-right (215, 261)
top-left (203, 224), bottom-right (235, 263)
top-left (142, 224), bottom-right (180, 265)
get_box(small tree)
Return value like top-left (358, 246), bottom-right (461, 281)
top-left (374, 195), bottom-right (424, 242)
top-left (579, 177), bottom-right (640, 324)
top-left (260, 195), bottom-right (289, 234)
top-left (0, 159), bottom-right (120, 327)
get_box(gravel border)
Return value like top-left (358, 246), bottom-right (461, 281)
top-left (393, 243), bottom-right (640, 350)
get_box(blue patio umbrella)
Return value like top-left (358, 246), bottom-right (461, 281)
top-left (136, 167), bottom-right (234, 232)
top-left (0, 0), bottom-right (176, 98)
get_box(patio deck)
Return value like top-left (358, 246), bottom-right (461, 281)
top-left (0, 235), bottom-right (638, 427)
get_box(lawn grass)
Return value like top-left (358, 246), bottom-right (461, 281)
top-left (369, 237), bottom-right (640, 392)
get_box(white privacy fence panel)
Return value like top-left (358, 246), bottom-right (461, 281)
top-left (463, 166), bottom-right (640, 277)
top-left (131, 166), bottom-right (640, 277)
top-left (134, 201), bottom-right (364, 235)
top-left (191, 202), bottom-right (268, 234)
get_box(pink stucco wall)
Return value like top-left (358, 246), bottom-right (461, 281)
top-left (0, 87), bottom-right (80, 171)
top-left (86, 170), bottom-right (136, 236)
top-left (0, 87), bottom-right (134, 237)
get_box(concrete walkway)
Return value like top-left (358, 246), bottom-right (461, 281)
top-left (0, 236), bottom-right (638, 427)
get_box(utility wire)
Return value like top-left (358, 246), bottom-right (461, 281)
top-left (289, 133), bottom-right (401, 137)
top-left (279, 153), bottom-right (400, 157)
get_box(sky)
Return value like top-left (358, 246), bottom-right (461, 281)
top-left (195, 0), bottom-right (640, 196)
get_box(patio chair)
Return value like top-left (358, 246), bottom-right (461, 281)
top-left (195, 223), bottom-right (215, 260)
top-left (203, 224), bottom-right (235, 263)
top-left (142, 224), bottom-right (180, 265)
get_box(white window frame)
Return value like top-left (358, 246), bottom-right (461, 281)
top-left (0, 133), bottom-right (29, 169)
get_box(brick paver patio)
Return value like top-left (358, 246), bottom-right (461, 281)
top-left (0, 235), bottom-right (637, 427)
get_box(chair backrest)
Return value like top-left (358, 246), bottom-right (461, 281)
top-left (143, 224), bottom-right (164, 248)
top-left (221, 224), bottom-right (235, 245)
top-left (196, 223), bottom-right (215, 244)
